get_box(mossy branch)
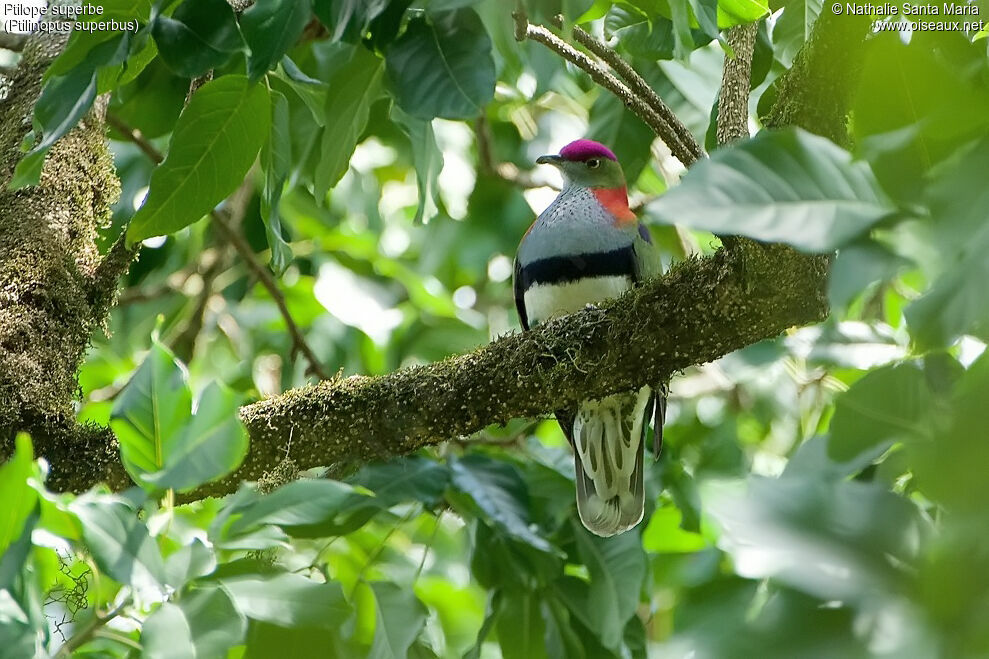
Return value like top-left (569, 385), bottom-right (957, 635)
top-left (218, 241), bottom-right (827, 498)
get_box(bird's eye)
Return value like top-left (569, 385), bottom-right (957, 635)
top-left (586, 158), bottom-right (600, 169)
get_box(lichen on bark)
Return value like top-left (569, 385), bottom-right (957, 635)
top-left (0, 36), bottom-right (131, 491)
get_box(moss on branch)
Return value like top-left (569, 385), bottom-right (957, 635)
top-left (203, 241), bottom-right (828, 498)
top-left (0, 37), bottom-right (133, 491)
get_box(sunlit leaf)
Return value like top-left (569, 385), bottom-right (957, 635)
top-left (646, 127), bottom-right (895, 251)
top-left (220, 572), bottom-right (351, 628)
top-left (313, 45), bottom-right (383, 199)
top-left (143, 585), bottom-right (246, 658)
top-left (111, 340), bottom-right (192, 488)
top-left (127, 75), bottom-right (270, 243)
top-left (70, 496), bottom-right (167, 602)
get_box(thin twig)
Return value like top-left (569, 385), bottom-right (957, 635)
top-left (56, 599), bottom-right (128, 657)
top-left (106, 112), bottom-right (331, 380)
top-left (551, 16), bottom-right (704, 163)
top-left (513, 11), bottom-right (700, 168)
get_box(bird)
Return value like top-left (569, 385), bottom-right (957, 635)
top-left (513, 138), bottom-right (665, 537)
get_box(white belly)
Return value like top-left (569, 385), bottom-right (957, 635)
top-left (523, 275), bottom-right (631, 325)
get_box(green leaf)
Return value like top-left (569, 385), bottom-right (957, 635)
top-left (260, 89), bottom-right (293, 275)
top-left (828, 242), bottom-right (909, 310)
top-left (10, 32), bottom-right (131, 190)
top-left (313, 45), bottom-right (383, 200)
top-left (274, 57), bottom-right (328, 125)
top-left (127, 75), bottom-right (270, 243)
top-left (225, 479), bottom-right (372, 538)
top-left (641, 505), bottom-right (708, 553)
top-left (240, 0), bottom-right (311, 82)
top-left (347, 456), bottom-right (450, 507)
top-left (852, 34), bottom-right (989, 202)
top-left (667, 0), bottom-right (696, 59)
top-left (313, 0), bottom-right (390, 42)
top-left (717, 0), bottom-right (771, 23)
top-left (0, 435), bottom-right (37, 558)
top-left (144, 382), bottom-right (249, 492)
top-left (687, 0), bottom-right (719, 39)
top-left (606, 4), bottom-right (675, 59)
top-left (905, 140), bottom-right (989, 349)
top-left (143, 585), bottom-right (246, 658)
top-left (645, 127), bottom-right (895, 252)
top-left (70, 496), bottom-right (167, 601)
top-left (384, 8), bottom-right (495, 120)
top-left (110, 340), bottom-right (192, 489)
top-left (572, 523), bottom-right (646, 651)
top-left (151, 0), bottom-right (244, 78)
top-left (391, 105), bottom-right (443, 224)
top-left (827, 362), bottom-right (933, 462)
top-left (164, 538), bottom-right (217, 587)
top-left (495, 590), bottom-right (548, 659)
top-left (367, 582), bottom-right (428, 659)
top-left (449, 455), bottom-right (557, 554)
top-left (220, 572), bottom-right (351, 628)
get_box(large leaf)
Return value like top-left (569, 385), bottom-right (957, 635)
top-left (220, 572), bottom-right (351, 628)
top-left (0, 435), bottom-right (36, 558)
top-left (151, 0), bottom-right (244, 78)
top-left (385, 8), bottom-right (495, 119)
top-left (773, 0), bottom-right (823, 66)
top-left (391, 105), bottom-right (443, 224)
top-left (606, 4), bottom-right (676, 59)
top-left (905, 140), bottom-right (989, 349)
top-left (10, 33), bottom-right (131, 189)
top-left (224, 479), bottom-right (372, 538)
top-left (367, 582), bottom-right (428, 659)
top-left (144, 382), bottom-right (249, 492)
top-left (142, 585), bottom-right (246, 658)
top-left (572, 523), bottom-right (647, 651)
top-left (260, 89), bottom-right (293, 275)
top-left (313, 46), bottom-right (383, 199)
top-left (852, 34), bottom-right (989, 202)
top-left (347, 456), bottom-right (450, 507)
top-left (240, 0), bottom-right (311, 82)
top-left (164, 538), bottom-right (217, 588)
top-left (70, 496), bottom-right (167, 602)
top-left (496, 590), bottom-right (548, 659)
top-left (827, 362), bottom-right (934, 462)
top-left (645, 127), bottom-right (895, 252)
top-left (449, 455), bottom-right (556, 554)
top-left (313, 0), bottom-right (391, 42)
top-left (127, 75), bottom-right (270, 243)
top-left (110, 340), bottom-right (193, 488)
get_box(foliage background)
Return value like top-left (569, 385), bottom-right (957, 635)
top-left (1, 0), bottom-right (989, 657)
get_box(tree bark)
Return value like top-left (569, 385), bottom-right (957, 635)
top-left (0, 36), bottom-right (134, 491)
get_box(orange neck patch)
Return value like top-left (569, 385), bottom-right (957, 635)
top-left (592, 186), bottom-right (636, 225)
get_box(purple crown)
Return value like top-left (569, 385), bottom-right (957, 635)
top-left (558, 139), bottom-right (618, 162)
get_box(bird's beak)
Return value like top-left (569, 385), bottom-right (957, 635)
top-left (536, 154), bottom-right (563, 166)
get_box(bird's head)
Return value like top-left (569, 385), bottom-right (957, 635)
top-left (536, 139), bottom-right (626, 189)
